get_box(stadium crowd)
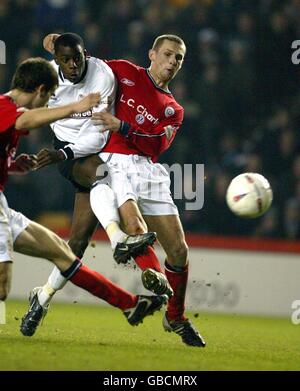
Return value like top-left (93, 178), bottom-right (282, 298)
top-left (1, 0), bottom-right (300, 239)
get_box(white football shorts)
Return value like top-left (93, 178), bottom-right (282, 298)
top-left (99, 152), bottom-right (178, 216)
top-left (0, 192), bottom-right (30, 262)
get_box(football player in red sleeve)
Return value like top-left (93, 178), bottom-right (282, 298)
top-left (94, 36), bottom-right (205, 347)
top-left (0, 57), bottom-right (167, 333)
top-left (41, 33), bottom-right (205, 347)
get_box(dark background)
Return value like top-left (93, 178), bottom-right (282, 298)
top-left (1, 0), bottom-right (300, 239)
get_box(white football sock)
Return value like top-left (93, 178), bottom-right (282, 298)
top-left (0, 300), bottom-right (6, 324)
top-left (106, 222), bottom-right (128, 249)
top-left (90, 182), bottom-right (126, 248)
top-left (38, 266), bottom-right (68, 307)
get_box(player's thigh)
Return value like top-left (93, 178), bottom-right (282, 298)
top-left (143, 214), bottom-right (188, 264)
top-left (72, 155), bottom-right (104, 188)
top-left (14, 221), bottom-right (74, 266)
top-left (119, 200), bottom-right (148, 234)
top-left (0, 195), bottom-right (20, 295)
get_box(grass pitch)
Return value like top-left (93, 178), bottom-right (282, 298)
top-left (0, 300), bottom-right (300, 371)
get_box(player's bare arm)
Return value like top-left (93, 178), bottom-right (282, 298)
top-left (92, 111), bottom-right (121, 132)
top-left (15, 92), bottom-right (100, 130)
top-left (36, 148), bottom-right (66, 169)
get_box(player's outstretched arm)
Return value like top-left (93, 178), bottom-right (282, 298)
top-left (92, 111), bottom-right (121, 132)
top-left (15, 93), bottom-right (100, 130)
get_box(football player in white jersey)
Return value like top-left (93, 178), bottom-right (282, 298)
top-left (39, 33), bottom-right (157, 260)
top-left (21, 33), bottom-right (173, 336)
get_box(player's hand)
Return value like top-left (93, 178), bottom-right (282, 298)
top-left (92, 111), bottom-right (121, 132)
top-left (8, 154), bottom-right (38, 175)
top-left (72, 93), bottom-right (101, 114)
top-left (43, 33), bottom-right (60, 54)
top-left (36, 149), bottom-right (66, 169)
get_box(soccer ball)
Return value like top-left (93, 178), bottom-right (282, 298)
top-left (226, 173), bottom-right (273, 218)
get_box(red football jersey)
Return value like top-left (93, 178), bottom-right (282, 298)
top-left (103, 60), bottom-right (184, 162)
top-left (0, 95), bottom-right (27, 191)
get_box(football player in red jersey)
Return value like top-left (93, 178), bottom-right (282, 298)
top-left (94, 36), bottom-right (205, 348)
top-left (0, 57), bottom-right (167, 334)
top-left (38, 33), bottom-right (205, 347)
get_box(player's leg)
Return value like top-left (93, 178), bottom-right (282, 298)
top-left (16, 221), bottom-right (167, 335)
top-left (90, 154), bottom-right (171, 295)
top-left (71, 154), bottom-right (101, 189)
top-left (143, 214), bottom-right (188, 315)
top-left (119, 199), bottom-right (148, 234)
top-left (90, 154), bottom-right (172, 295)
top-left (68, 192), bottom-right (99, 258)
top-left (14, 221), bottom-right (137, 308)
top-left (69, 154), bottom-right (156, 259)
top-left (0, 263), bottom-right (12, 324)
top-left (90, 181), bottom-right (156, 262)
top-left (0, 192), bottom-right (16, 323)
top-left (44, 159), bottom-right (101, 308)
top-left (118, 200), bottom-right (161, 267)
top-left (115, 199), bottom-right (172, 296)
top-left (143, 214), bottom-right (205, 347)
top-left (0, 262), bottom-right (12, 301)
top-left (71, 153), bottom-right (120, 250)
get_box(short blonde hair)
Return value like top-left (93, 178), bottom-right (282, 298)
top-left (152, 34), bottom-right (186, 53)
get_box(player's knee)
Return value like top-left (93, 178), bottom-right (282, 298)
top-left (123, 216), bottom-right (146, 235)
top-left (168, 241), bottom-right (188, 264)
top-left (68, 237), bottom-right (89, 258)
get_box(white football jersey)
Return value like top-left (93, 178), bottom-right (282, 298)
top-left (48, 57), bottom-right (116, 159)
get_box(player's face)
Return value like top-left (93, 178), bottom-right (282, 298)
top-left (149, 40), bottom-right (185, 83)
top-left (55, 44), bottom-right (86, 83)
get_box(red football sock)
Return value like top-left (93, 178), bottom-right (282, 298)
top-left (165, 262), bottom-right (188, 321)
top-left (134, 245), bottom-right (162, 272)
top-left (70, 264), bottom-right (137, 311)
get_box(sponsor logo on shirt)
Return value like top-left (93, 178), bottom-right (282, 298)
top-left (120, 94), bottom-right (159, 125)
top-left (165, 106), bottom-right (175, 117)
top-left (121, 78), bottom-right (135, 86)
top-left (70, 109), bottom-right (93, 118)
top-left (135, 114), bottom-right (145, 124)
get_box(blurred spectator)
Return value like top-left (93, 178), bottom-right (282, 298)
top-left (34, 0), bottom-right (76, 31)
top-left (282, 198), bottom-right (300, 239)
top-left (253, 208), bottom-right (280, 238)
top-left (2, 0), bottom-right (300, 240)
